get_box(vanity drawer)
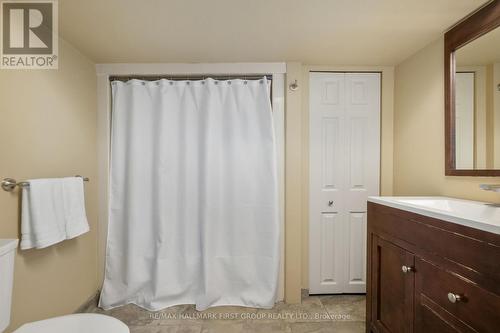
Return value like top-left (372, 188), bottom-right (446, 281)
top-left (415, 257), bottom-right (500, 332)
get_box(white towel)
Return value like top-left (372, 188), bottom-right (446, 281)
top-left (21, 177), bottom-right (90, 250)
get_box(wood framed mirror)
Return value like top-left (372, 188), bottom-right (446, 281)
top-left (445, 0), bottom-right (500, 176)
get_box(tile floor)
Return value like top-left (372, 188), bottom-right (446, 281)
top-left (83, 292), bottom-right (366, 333)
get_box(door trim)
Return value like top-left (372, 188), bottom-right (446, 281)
top-left (301, 66), bottom-right (394, 291)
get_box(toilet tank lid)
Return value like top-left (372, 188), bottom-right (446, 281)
top-left (0, 239), bottom-right (18, 256)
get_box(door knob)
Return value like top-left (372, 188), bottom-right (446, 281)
top-left (401, 265), bottom-right (414, 273)
top-left (328, 201), bottom-right (334, 207)
top-left (447, 293), bottom-right (463, 303)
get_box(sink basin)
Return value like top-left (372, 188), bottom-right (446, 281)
top-left (0, 239), bottom-right (18, 256)
top-left (368, 196), bottom-right (500, 235)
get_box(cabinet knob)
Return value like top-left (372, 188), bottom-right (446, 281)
top-left (401, 265), bottom-right (414, 273)
top-left (447, 293), bottom-right (463, 303)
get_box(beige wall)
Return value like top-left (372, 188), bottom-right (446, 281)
top-left (486, 64), bottom-right (495, 168)
top-left (494, 63), bottom-right (500, 168)
top-left (0, 39), bottom-right (98, 332)
top-left (295, 65), bottom-right (395, 289)
top-left (284, 63), bottom-right (303, 302)
top-left (394, 37), bottom-right (500, 202)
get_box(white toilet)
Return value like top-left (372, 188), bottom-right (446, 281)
top-left (0, 239), bottom-right (129, 333)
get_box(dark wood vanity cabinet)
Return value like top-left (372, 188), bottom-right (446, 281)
top-left (366, 202), bottom-right (500, 333)
top-left (369, 236), bottom-right (414, 333)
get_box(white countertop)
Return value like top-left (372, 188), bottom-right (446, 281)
top-left (368, 196), bottom-right (500, 235)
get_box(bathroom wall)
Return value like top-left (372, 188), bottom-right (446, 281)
top-left (486, 64), bottom-right (495, 168)
top-left (284, 62), bottom-right (303, 302)
top-left (494, 63), bottom-right (500, 168)
top-left (393, 37), bottom-right (500, 202)
top-left (0, 38), bottom-right (98, 332)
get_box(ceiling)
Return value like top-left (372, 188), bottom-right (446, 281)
top-left (456, 24), bottom-right (500, 66)
top-left (58, 0), bottom-right (490, 65)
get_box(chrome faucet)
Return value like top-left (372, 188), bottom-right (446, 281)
top-left (480, 184), bottom-right (500, 192)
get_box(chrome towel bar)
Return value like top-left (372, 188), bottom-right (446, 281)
top-left (1, 176), bottom-right (89, 192)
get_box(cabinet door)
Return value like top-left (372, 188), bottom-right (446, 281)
top-left (370, 236), bottom-right (414, 333)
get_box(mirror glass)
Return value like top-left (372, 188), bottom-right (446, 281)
top-left (454, 26), bottom-right (500, 170)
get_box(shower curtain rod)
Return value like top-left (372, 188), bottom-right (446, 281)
top-left (109, 74), bottom-right (274, 106)
top-left (109, 74), bottom-right (273, 82)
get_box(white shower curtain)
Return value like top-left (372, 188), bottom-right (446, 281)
top-left (100, 78), bottom-right (280, 311)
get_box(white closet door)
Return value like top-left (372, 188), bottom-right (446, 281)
top-left (455, 72), bottom-right (475, 169)
top-left (309, 72), bottom-right (380, 294)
